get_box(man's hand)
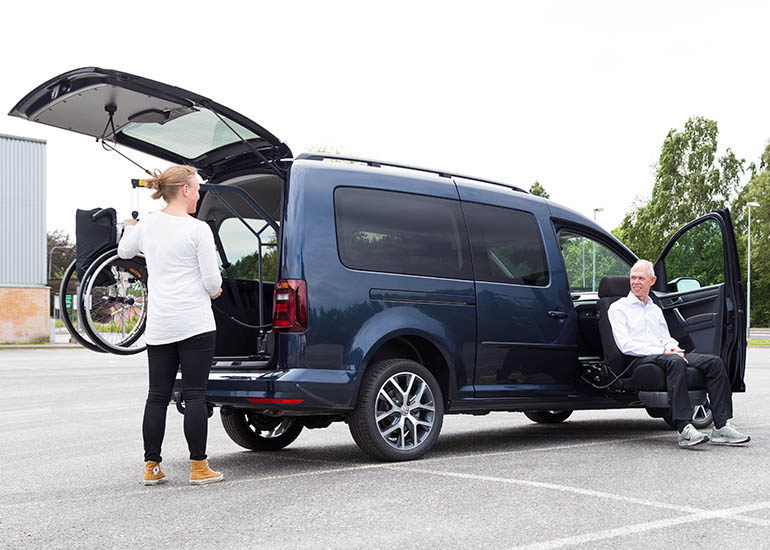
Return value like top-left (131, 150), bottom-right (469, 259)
top-left (211, 288), bottom-right (222, 300)
top-left (664, 347), bottom-right (688, 363)
top-left (122, 218), bottom-right (137, 226)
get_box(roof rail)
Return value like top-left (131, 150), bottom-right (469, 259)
top-left (295, 152), bottom-right (529, 194)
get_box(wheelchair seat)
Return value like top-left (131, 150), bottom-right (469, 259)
top-left (597, 276), bottom-right (706, 393)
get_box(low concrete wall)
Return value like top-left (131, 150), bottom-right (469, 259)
top-left (0, 286), bottom-right (50, 343)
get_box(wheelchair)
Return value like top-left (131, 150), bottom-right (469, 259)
top-left (59, 207), bottom-right (147, 355)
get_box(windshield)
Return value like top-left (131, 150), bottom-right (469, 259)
top-left (122, 108), bottom-right (261, 159)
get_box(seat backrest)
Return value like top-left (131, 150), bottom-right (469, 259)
top-left (597, 276), bottom-right (630, 374)
top-left (75, 207), bottom-right (117, 280)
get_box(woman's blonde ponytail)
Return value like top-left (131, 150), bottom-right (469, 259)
top-left (145, 165), bottom-right (197, 202)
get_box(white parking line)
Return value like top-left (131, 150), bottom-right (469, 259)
top-left (508, 500), bottom-right (770, 549)
top-left (385, 465), bottom-right (703, 513)
top-left (418, 432), bottom-right (672, 463)
top-left (384, 465), bottom-right (770, 537)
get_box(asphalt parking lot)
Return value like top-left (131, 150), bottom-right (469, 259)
top-left (2, 348), bottom-right (769, 549)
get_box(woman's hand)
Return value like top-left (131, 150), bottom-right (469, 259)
top-left (211, 288), bottom-right (222, 300)
top-left (123, 218), bottom-right (138, 226)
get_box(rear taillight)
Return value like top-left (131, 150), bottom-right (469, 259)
top-left (272, 279), bottom-right (308, 332)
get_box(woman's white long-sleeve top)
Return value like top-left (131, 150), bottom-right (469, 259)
top-left (117, 211), bottom-right (222, 345)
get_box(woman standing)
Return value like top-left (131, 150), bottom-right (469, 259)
top-left (118, 165), bottom-right (224, 486)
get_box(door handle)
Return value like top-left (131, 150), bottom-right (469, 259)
top-left (548, 310), bottom-right (569, 319)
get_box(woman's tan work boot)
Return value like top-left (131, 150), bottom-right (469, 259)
top-left (189, 459), bottom-right (224, 485)
top-left (143, 461), bottom-right (167, 486)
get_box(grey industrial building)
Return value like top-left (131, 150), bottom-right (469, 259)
top-left (0, 133), bottom-right (48, 343)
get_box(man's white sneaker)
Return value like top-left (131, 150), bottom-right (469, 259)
top-left (710, 423), bottom-right (751, 446)
top-left (678, 424), bottom-right (709, 448)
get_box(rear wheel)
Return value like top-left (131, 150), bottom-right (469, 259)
top-left (349, 359), bottom-right (444, 462)
top-left (220, 409), bottom-right (303, 451)
top-left (524, 410), bottom-right (573, 424)
top-left (79, 249), bottom-right (148, 355)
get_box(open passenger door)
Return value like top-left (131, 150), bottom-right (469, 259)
top-left (653, 209), bottom-right (746, 391)
top-left (8, 67), bottom-right (291, 179)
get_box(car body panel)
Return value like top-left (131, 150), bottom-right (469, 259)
top-left (453, 178), bottom-right (579, 397)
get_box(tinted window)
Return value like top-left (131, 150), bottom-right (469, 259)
top-left (463, 202), bottom-right (549, 286)
top-left (662, 218), bottom-right (725, 288)
top-left (334, 187), bottom-right (472, 279)
top-left (218, 218), bottom-right (277, 282)
top-left (559, 231), bottom-right (630, 292)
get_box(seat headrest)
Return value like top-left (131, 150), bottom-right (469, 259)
top-left (598, 276), bottom-right (630, 298)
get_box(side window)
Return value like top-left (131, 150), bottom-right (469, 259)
top-left (334, 187), bottom-right (472, 279)
top-left (463, 202), bottom-right (549, 286)
top-left (661, 218), bottom-right (725, 290)
top-left (559, 231), bottom-right (630, 292)
top-left (218, 218), bottom-right (277, 282)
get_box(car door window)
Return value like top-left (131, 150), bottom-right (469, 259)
top-left (659, 218), bottom-right (725, 291)
top-left (559, 232), bottom-right (630, 293)
top-left (463, 202), bottom-right (549, 286)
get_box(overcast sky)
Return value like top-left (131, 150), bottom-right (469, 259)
top-left (1, 1), bottom-right (769, 240)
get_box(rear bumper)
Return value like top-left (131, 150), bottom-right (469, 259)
top-left (174, 368), bottom-right (359, 414)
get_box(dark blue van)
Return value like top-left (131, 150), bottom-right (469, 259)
top-left (11, 68), bottom-right (747, 461)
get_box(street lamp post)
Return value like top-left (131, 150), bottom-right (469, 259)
top-left (592, 208), bottom-right (603, 291)
top-left (747, 202), bottom-right (760, 340)
top-left (48, 245), bottom-right (74, 280)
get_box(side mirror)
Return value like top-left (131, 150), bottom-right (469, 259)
top-left (668, 277), bottom-right (702, 293)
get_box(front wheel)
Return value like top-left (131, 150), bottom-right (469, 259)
top-left (349, 359), bottom-right (444, 462)
top-left (79, 249), bottom-right (148, 355)
top-left (220, 409), bottom-right (303, 451)
top-left (524, 410), bottom-right (573, 424)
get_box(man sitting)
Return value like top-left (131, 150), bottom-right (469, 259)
top-left (608, 259), bottom-right (750, 448)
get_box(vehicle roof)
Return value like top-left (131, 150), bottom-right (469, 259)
top-left (294, 152), bottom-right (528, 193)
top-left (292, 152), bottom-right (638, 263)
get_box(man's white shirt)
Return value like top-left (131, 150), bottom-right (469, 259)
top-left (607, 291), bottom-right (679, 357)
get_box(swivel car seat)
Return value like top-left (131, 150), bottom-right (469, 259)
top-left (596, 276), bottom-right (709, 422)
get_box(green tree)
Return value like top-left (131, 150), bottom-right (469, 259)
top-left (731, 142), bottom-right (770, 326)
top-left (529, 180), bottom-right (550, 199)
top-left (613, 117), bottom-right (744, 260)
top-left (47, 229), bottom-right (75, 279)
top-left (229, 246), bottom-right (277, 282)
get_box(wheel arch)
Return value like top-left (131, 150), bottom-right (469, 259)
top-left (357, 333), bottom-right (454, 409)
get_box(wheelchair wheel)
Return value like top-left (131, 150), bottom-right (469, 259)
top-left (59, 259), bottom-right (105, 353)
top-left (79, 249), bottom-right (148, 355)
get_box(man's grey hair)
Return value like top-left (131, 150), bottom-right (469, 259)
top-left (631, 259), bottom-right (655, 278)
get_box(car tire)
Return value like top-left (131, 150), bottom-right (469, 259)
top-left (349, 359), bottom-right (444, 462)
top-left (524, 410), bottom-right (573, 424)
top-left (220, 409), bottom-right (303, 451)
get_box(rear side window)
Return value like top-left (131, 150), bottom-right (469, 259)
top-left (334, 187), bottom-right (472, 279)
top-left (463, 202), bottom-right (549, 286)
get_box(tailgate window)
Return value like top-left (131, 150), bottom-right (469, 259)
top-left (123, 109), bottom-right (262, 159)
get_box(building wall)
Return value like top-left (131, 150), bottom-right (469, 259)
top-left (0, 287), bottom-right (50, 343)
top-left (0, 133), bottom-right (47, 286)
top-left (0, 134), bottom-right (48, 343)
